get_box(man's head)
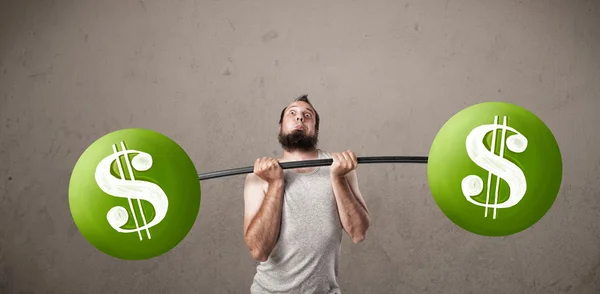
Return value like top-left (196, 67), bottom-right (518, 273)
top-left (278, 94), bottom-right (320, 152)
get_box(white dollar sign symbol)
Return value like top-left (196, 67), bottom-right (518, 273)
top-left (94, 141), bottom-right (169, 240)
top-left (462, 116), bottom-right (528, 219)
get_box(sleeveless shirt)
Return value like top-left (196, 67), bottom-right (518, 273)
top-left (250, 149), bottom-right (344, 294)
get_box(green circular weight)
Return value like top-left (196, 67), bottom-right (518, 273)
top-left (69, 128), bottom-right (201, 260)
top-left (427, 102), bottom-right (562, 237)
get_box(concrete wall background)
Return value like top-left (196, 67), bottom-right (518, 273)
top-left (1, 0), bottom-right (599, 293)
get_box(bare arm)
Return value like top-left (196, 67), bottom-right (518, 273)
top-left (243, 158), bottom-right (285, 262)
top-left (330, 150), bottom-right (370, 243)
top-left (331, 170), bottom-right (370, 243)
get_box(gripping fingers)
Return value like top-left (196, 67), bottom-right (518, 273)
top-left (265, 158), bottom-right (275, 173)
top-left (254, 157), bottom-right (267, 174)
top-left (332, 150), bottom-right (357, 172)
top-left (346, 150), bottom-right (358, 169)
top-left (254, 157), bottom-right (281, 177)
top-left (253, 158), bottom-right (260, 174)
top-left (341, 152), bottom-right (350, 168)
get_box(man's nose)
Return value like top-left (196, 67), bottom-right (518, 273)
top-left (296, 116), bottom-right (303, 121)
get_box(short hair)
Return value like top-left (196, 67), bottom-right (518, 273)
top-left (279, 94), bottom-right (320, 131)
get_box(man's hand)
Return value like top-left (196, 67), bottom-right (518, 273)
top-left (254, 157), bottom-right (284, 184)
top-left (330, 150), bottom-right (358, 177)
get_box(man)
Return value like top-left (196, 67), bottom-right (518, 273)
top-left (243, 95), bottom-right (370, 294)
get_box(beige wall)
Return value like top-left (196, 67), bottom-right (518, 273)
top-left (1, 0), bottom-right (599, 293)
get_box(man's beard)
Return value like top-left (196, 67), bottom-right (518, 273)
top-left (278, 129), bottom-right (318, 152)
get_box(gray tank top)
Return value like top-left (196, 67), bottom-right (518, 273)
top-left (250, 149), bottom-right (343, 294)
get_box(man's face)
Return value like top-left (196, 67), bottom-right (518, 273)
top-left (278, 101), bottom-right (318, 152)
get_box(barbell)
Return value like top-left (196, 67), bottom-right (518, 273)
top-left (68, 101), bottom-right (563, 260)
top-left (197, 156), bottom-right (428, 180)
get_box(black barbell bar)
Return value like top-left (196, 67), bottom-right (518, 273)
top-left (198, 156), bottom-right (428, 181)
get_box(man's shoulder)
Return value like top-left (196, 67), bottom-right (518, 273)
top-left (244, 172), bottom-right (269, 194)
top-left (245, 172), bottom-right (263, 184)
